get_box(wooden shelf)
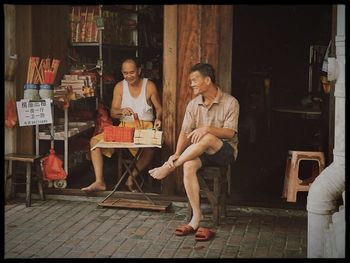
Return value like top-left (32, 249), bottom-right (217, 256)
top-left (38, 121), bottom-right (95, 140)
top-left (71, 42), bottom-right (99, 47)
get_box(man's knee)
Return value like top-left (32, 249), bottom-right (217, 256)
top-left (90, 137), bottom-right (100, 149)
top-left (199, 133), bottom-right (220, 146)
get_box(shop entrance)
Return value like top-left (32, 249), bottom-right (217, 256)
top-left (230, 5), bottom-right (333, 208)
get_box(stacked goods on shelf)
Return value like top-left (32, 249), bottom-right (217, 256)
top-left (101, 9), bottom-right (138, 46)
top-left (101, 9), bottom-right (112, 44)
top-left (60, 74), bottom-right (95, 99)
top-left (70, 5), bottom-right (138, 45)
top-left (70, 6), bottom-right (99, 43)
top-left (38, 121), bottom-right (95, 139)
top-left (122, 17), bottom-right (138, 46)
top-left (101, 9), bottom-right (117, 44)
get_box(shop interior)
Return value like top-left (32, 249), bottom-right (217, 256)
top-left (230, 5), bottom-right (333, 208)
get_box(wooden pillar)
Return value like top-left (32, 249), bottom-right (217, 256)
top-left (161, 5), bottom-right (178, 195)
top-left (200, 5), bottom-right (219, 73)
top-left (4, 4), bottom-right (17, 155)
top-left (16, 5), bottom-right (33, 154)
top-left (218, 5), bottom-right (233, 94)
top-left (161, 4), bottom-right (233, 195)
top-left (175, 5), bottom-right (202, 195)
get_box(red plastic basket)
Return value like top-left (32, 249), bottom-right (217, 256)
top-left (103, 126), bottom-right (135, 142)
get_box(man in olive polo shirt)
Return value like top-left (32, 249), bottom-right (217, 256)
top-left (149, 63), bottom-right (239, 236)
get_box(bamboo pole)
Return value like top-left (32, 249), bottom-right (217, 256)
top-left (34, 61), bottom-right (44, 84)
top-left (26, 57), bottom-right (32, 83)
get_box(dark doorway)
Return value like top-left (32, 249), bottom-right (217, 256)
top-left (231, 5), bottom-right (333, 209)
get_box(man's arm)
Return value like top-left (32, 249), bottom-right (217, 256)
top-left (188, 98), bottom-right (238, 143)
top-left (187, 126), bottom-right (235, 144)
top-left (110, 82), bottom-right (134, 118)
top-left (167, 130), bottom-right (191, 168)
top-left (203, 126), bottom-right (235, 139)
top-left (175, 130), bottom-right (191, 156)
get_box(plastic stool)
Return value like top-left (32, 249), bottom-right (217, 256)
top-left (282, 150), bottom-right (325, 202)
top-left (187, 165), bottom-right (231, 225)
top-left (5, 153), bottom-right (46, 207)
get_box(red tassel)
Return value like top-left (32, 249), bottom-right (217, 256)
top-left (5, 97), bottom-right (18, 128)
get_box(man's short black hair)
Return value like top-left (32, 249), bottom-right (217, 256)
top-left (190, 63), bottom-right (216, 83)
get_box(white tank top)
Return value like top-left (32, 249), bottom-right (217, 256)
top-left (120, 78), bottom-right (155, 122)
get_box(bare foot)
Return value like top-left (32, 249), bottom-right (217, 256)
top-left (148, 162), bottom-right (175, 180)
top-left (125, 176), bottom-right (139, 193)
top-left (81, 182), bottom-right (106, 193)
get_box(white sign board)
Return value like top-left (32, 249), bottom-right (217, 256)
top-left (16, 99), bottom-right (53, 126)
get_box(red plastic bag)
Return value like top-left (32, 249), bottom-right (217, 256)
top-left (41, 148), bottom-right (67, 181)
top-left (93, 103), bottom-right (113, 135)
top-left (5, 96), bottom-right (18, 128)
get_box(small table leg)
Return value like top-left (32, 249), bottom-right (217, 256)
top-left (9, 160), bottom-right (15, 199)
top-left (35, 160), bottom-right (45, 201)
top-left (121, 149), bottom-right (155, 204)
top-left (26, 162), bottom-right (32, 207)
top-left (100, 148), bottom-right (155, 205)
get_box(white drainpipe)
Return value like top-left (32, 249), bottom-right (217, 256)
top-left (306, 5), bottom-right (345, 258)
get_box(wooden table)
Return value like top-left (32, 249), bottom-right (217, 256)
top-left (272, 106), bottom-right (322, 120)
top-left (272, 105), bottom-right (324, 151)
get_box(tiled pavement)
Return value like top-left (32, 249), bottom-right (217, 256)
top-left (4, 197), bottom-right (307, 258)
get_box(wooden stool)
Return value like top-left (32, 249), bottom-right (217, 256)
top-left (5, 153), bottom-right (46, 207)
top-left (282, 150), bottom-right (325, 202)
top-left (187, 165), bottom-right (231, 225)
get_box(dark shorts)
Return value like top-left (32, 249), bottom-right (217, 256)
top-left (199, 140), bottom-right (235, 167)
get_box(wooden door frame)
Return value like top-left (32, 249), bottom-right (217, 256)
top-left (161, 5), bottom-right (178, 195)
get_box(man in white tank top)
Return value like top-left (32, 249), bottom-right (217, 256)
top-left (82, 58), bottom-right (162, 193)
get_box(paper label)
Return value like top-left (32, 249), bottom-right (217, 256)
top-left (16, 99), bottom-right (53, 126)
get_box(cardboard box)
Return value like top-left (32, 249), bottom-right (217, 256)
top-left (133, 129), bottom-right (162, 145)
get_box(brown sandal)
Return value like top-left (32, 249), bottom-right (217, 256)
top-left (195, 227), bottom-right (215, 241)
top-left (174, 224), bottom-right (197, 236)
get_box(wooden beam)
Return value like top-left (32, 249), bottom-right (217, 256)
top-left (200, 5), bottom-right (219, 72)
top-left (161, 5), bottom-right (178, 195)
top-left (218, 5), bottom-right (233, 94)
